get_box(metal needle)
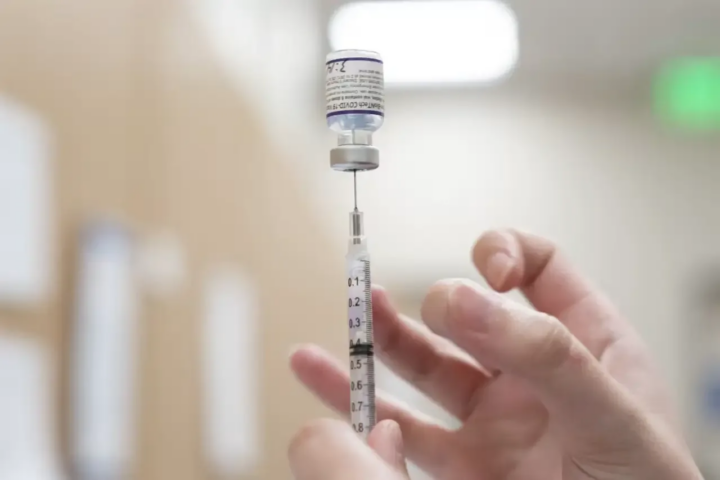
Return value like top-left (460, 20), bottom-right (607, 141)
top-left (353, 170), bottom-right (358, 211)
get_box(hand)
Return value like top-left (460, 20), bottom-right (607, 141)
top-left (289, 229), bottom-right (702, 480)
top-left (289, 419), bottom-right (410, 480)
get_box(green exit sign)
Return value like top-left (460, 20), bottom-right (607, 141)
top-left (654, 58), bottom-right (720, 131)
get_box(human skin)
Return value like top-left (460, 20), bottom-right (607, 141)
top-left (288, 229), bottom-right (702, 480)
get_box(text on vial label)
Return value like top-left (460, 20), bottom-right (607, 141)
top-left (326, 58), bottom-right (385, 118)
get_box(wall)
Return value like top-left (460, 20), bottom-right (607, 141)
top-left (0, 1), bottom-right (344, 480)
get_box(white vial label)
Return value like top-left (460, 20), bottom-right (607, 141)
top-left (326, 57), bottom-right (384, 119)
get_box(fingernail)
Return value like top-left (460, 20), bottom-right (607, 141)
top-left (371, 289), bottom-right (393, 347)
top-left (392, 423), bottom-right (403, 453)
top-left (289, 343), bottom-right (313, 359)
top-left (384, 420), bottom-right (399, 439)
top-left (388, 422), bottom-right (404, 456)
top-left (450, 283), bottom-right (498, 333)
top-left (371, 287), bottom-right (389, 310)
top-left (485, 252), bottom-right (515, 288)
top-left (421, 280), bottom-right (458, 334)
top-left (378, 421), bottom-right (403, 459)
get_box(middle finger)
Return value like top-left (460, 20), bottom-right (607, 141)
top-left (373, 287), bottom-right (496, 420)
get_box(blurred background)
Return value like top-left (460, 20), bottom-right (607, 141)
top-left (0, 0), bottom-right (720, 479)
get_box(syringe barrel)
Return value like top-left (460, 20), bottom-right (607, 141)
top-left (345, 240), bottom-right (375, 438)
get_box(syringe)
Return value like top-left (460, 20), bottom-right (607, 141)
top-left (346, 173), bottom-right (376, 438)
top-left (325, 48), bottom-right (384, 439)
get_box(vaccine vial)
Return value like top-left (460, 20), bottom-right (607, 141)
top-left (326, 49), bottom-right (385, 171)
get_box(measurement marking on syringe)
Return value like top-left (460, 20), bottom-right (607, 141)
top-left (347, 246), bottom-right (376, 438)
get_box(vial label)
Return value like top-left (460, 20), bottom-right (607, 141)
top-left (326, 57), bottom-right (384, 118)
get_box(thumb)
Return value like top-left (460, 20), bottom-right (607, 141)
top-left (422, 280), bottom-right (646, 448)
top-left (368, 420), bottom-right (410, 478)
top-left (289, 419), bottom-right (405, 480)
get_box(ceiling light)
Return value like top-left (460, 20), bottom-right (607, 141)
top-left (329, 0), bottom-right (519, 86)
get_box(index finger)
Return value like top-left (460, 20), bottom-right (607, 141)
top-left (289, 419), bottom-right (404, 480)
top-left (472, 229), bottom-right (630, 357)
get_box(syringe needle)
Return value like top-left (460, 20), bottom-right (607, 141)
top-left (353, 170), bottom-right (358, 211)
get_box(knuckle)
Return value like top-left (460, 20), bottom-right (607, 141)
top-left (522, 313), bottom-right (576, 375)
top-left (406, 342), bottom-right (446, 389)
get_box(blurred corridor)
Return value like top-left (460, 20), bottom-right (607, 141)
top-left (0, 0), bottom-right (719, 479)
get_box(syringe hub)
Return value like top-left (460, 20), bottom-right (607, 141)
top-left (350, 210), bottom-right (365, 244)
